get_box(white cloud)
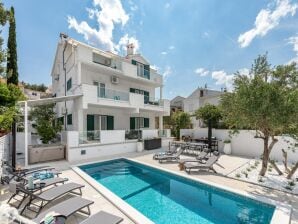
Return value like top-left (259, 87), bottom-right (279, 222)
top-left (194, 68), bottom-right (209, 76)
top-left (151, 64), bottom-right (159, 71)
top-left (238, 0), bottom-right (298, 48)
top-left (162, 66), bottom-right (172, 81)
top-left (169, 45), bottom-right (175, 50)
top-left (211, 70), bottom-right (234, 90)
top-left (67, 0), bottom-right (130, 52)
top-left (161, 51), bottom-right (168, 55)
top-left (165, 3), bottom-right (170, 9)
top-left (116, 33), bottom-right (140, 53)
top-left (288, 34), bottom-right (298, 63)
top-left (238, 68), bottom-right (250, 76)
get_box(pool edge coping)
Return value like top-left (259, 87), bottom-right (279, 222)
top-left (72, 157), bottom-right (292, 224)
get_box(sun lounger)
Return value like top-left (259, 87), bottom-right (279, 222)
top-left (80, 211), bottom-right (123, 224)
top-left (153, 146), bottom-right (181, 160)
top-left (158, 147), bottom-right (184, 163)
top-left (33, 196), bottom-right (94, 223)
top-left (2, 160), bottom-right (51, 174)
top-left (33, 197), bottom-right (123, 224)
top-left (8, 177), bottom-right (68, 208)
top-left (184, 155), bottom-right (219, 173)
top-left (20, 182), bottom-right (85, 217)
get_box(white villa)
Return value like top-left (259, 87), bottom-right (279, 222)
top-left (48, 34), bottom-right (171, 162)
top-left (182, 87), bottom-right (224, 128)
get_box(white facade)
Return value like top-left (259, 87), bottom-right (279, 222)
top-left (183, 88), bottom-right (224, 128)
top-left (51, 37), bottom-right (170, 141)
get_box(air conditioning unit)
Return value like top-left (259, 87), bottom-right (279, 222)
top-left (111, 76), bottom-right (119, 84)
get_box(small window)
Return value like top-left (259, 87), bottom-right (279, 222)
top-left (200, 90), bottom-right (204, 97)
top-left (67, 114), bottom-right (72, 125)
top-left (67, 78), bottom-right (72, 91)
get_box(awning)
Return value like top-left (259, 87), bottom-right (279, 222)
top-left (18, 94), bottom-right (83, 106)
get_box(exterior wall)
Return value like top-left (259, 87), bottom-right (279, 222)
top-left (180, 128), bottom-right (298, 162)
top-left (52, 38), bottom-right (170, 133)
top-left (68, 142), bottom-right (138, 163)
top-left (0, 134), bottom-right (10, 165)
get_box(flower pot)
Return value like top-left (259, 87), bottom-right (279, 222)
top-left (223, 143), bottom-right (231, 154)
top-left (137, 142), bottom-right (143, 152)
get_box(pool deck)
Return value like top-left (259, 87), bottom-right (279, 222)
top-left (1, 149), bottom-right (297, 224)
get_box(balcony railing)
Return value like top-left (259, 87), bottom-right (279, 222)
top-left (79, 130), bottom-right (101, 144)
top-left (125, 130), bottom-right (142, 140)
top-left (98, 87), bottom-right (129, 101)
top-left (144, 96), bottom-right (161, 106)
top-left (137, 69), bottom-right (150, 80)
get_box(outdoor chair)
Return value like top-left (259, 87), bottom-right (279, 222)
top-left (16, 182), bottom-right (85, 217)
top-left (8, 177), bottom-right (68, 208)
top-left (184, 154), bottom-right (219, 174)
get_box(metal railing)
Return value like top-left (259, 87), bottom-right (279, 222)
top-left (144, 96), bottom-right (161, 106)
top-left (79, 130), bottom-right (101, 144)
top-left (97, 87), bottom-right (129, 101)
top-left (158, 129), bottom-right (168, 138)
top-left (125, 130), bottom-right (142, 140)
top-left (137, 69), bottom-right (150, 80)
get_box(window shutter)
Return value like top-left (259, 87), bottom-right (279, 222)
top-left (132, 60), bottom-right (137, 65)
top-left (144, 118), bottom-right (149, 128)
top-left (87, 115), bottom-right (94, 131)
top-left (67, 114), bottom-right (72, 125)
top-left (144, 64), bottom-right (150, 79)
top-left (107, 116), bottom-right (114, 130)
top-left (130, 117), bottom-right (135, 130)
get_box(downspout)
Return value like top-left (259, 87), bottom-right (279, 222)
top-left (61, 33), bottom-right (68, 130)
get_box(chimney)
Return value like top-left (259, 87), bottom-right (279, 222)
top-left (127, 43), bottom-right (135, 56)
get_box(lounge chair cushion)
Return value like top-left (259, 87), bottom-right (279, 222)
top-left (80, 211), bottom-right (123, 224)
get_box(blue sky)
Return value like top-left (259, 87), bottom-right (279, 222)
top-left (2, 0), bottom-right (298, 99)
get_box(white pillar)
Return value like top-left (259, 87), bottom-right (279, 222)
top-left (24, 101), bottom-right (28, 167)
top-left (160, 86), bottom-right (163, 100)
top-left (159, 115), bottom-right (163, 130)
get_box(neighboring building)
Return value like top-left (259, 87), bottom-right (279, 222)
top-left (183, 87), bottom-right (224, 128)
top-left (51, 36), bottom-right (170, 135)
top-left (170, 96), bottom-right (185, 112)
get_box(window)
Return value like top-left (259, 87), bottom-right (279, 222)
top-left (200, 90), bottom-right (204, 97)
top-left (131, 59), bottom-right (150, 79)
top-left (67, 114), bottom-right (72, 125)
top-left (93, 53), bottom-right (111, 66)
top-left (130, 117), bottom-right (149, 129)
top-left (99, 83), bottom-right (105, 98)
top-left (67, 78), bottom-right (72, 91)
top-left (57, 117), bottom-right (64, 125)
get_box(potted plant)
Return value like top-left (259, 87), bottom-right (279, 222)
top-left (137, 139), bottom-right (143, 152)
top-left (223, 139), bottom-right (232, 154)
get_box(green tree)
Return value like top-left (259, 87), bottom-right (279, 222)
top-left (172, 111), bottom-right (191, 139)
top-left (0, 2), bottom-right (8, 77)
top-left (221, 54), bottom-right (298, 176)
top-left (0, 83), bottom-right (24, 135)
top-left (195, 104), bottom-right (222, 149)
top-left (6, 7), bottom-right (18, 85)
top-left (30, 104), bottom-right (62, 144)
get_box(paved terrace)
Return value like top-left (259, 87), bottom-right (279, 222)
top-left (0, 149), bottom-right (297, 224)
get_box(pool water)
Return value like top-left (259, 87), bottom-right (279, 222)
top-left (79, 159), bottom-right (274, 224)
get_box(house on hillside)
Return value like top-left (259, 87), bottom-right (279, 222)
top-left (183, 87), bottom-right (224, 128)
top-left (170, 96), bottom-right (185, 112)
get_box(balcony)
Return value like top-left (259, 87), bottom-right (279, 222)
top-left (81, 84), bottom-right (169, 114)
top-left (121, 62), bottom-right (163, 86)
top-left (97, 87), bottom-right (129, 101)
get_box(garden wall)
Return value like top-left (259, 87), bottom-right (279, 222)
top-left (181, 128), bottom-right (298, 162)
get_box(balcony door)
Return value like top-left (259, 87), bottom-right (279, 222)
top-left (94, 81), bottom-right (106, 98)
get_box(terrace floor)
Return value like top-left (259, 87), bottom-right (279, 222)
top-left (1, 148), bottom-right (297, 224)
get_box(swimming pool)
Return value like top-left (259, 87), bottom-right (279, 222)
top-left (78, 159), bottom-right (277, 224)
